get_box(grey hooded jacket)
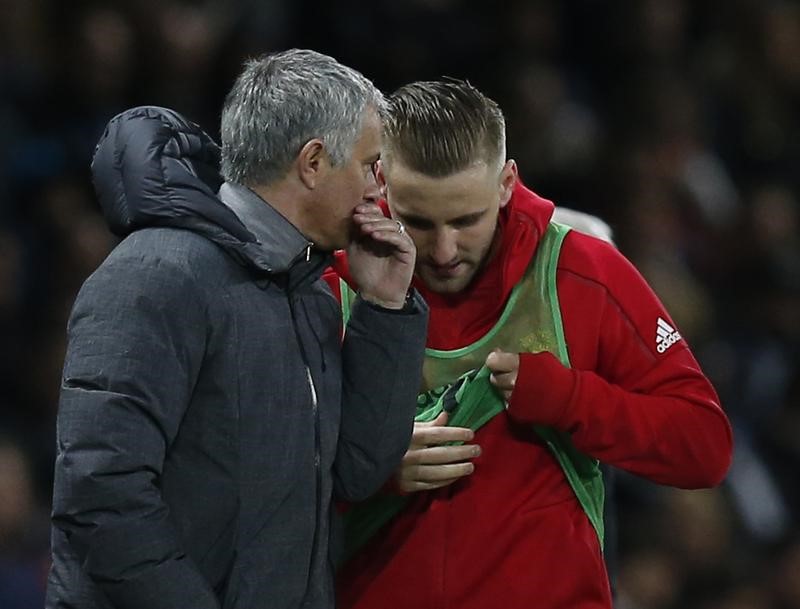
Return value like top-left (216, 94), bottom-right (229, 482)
top-left (45, 107), bottom-right (428, 609)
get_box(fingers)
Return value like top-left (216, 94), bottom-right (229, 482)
top-left (398, 414), bottom-right (481, 493)
top-left (353, 215), bottom-right (402, 234)
top-left (353, 205), bottom-right (414, 252)
top-left (398, 476), bottom-right (467, 493)
top-left (403, 443), bottom-right (481, 465)
top-left (486, 349), bottom-right (519, 400)
top-left (400, 456), bottom-right (476, 478)
top-left (489, 370), bottom-right (515, 400)
top-left (424, 411), bottom-right (449, 427)
top-left (411, 423), bottom-right (474, 447)
top-left (352, 203), bottom-right (385, 218)
top-left (485, 348), bottom-right (518, 373)
top-left (358, 221), bottom-right (413, 252)
top-left (413, 410), bottom-right (448, 430)
top-left (397, 460), bottom-right (476, 493)
top-left (351, 204), bottom-right (400, 234)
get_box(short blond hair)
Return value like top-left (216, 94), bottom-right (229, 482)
top-left (383, 79), bottom-right (506, 177)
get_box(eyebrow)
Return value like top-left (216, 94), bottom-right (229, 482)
top-left (449, 210), bottom-right (487, 225)
top-left (401, 209), bottom-right (487, 228)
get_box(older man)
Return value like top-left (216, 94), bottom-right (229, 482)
top-left (47, 50), bottom-right (428, 609)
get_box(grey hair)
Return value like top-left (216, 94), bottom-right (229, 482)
top-left (221, 49), bottom-right (385, 186)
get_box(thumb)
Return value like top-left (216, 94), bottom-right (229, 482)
top-left (485, 348), bottom-right (507, 369)
top-left (432, 410), bottom-right (449, 426)
top-left (418, 410), bottom-right (449, 427)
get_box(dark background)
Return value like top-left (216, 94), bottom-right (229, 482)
top-left (1, 1), bottom-right (798, 607)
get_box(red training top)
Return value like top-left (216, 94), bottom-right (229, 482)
top-left (325, 179), bottom-right (732, 609)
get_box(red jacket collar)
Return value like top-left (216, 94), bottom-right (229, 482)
top-left (332, 179), bottom-right (554, 349)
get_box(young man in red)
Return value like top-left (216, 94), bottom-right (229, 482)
top-left (327, 79), bottom-right (732, 609)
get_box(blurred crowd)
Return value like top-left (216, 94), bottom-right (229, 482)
top-left (1, 1), bottom-right (798, 607)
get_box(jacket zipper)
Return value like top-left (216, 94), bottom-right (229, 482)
top-left (288, 288), bottom-right (324, 602)
top-left (304, 337), bottom-right (324, 604)
top-left (285, 246), bottom-right (327, 602)
top-left (306, 366), bottom-right (321, 468)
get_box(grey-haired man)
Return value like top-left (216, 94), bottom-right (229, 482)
top-left (46, 49), bottom-right (428, 609)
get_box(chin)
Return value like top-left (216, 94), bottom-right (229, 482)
top-left (311, 237), bottom-right (338, 253)
top-left (317, 227), bottom-right (350, 252)
top-left (420, 274), bottom-right (472, 295)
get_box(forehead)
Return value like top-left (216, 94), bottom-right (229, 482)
top-left (352, 108), bottom-right (382, 158)
top-left (385, 160), bottom-right (497, 221)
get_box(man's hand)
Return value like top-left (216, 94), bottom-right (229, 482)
top-left (348, 203), bottom-right (416, 309)
top-left (397, 412), bottom-right (481, 493)
top-left (486, 349), bottom-right (519, 401)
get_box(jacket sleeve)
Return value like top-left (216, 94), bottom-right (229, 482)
top-left (333, 291), bottom-right (428, 502)
top-left (51, 252), bottom-right (221, 609)
top-left (507, 235), bottom-right (733, 489)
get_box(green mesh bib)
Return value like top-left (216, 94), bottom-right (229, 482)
top-left (339, 222), bottom-right (605, 561)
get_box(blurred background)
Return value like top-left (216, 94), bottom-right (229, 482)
top-left (0, 0), bottom-right (798, 607)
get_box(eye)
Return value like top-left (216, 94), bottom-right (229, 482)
top-left (451, 218), bottom-right (477, 229)
top-left (401, 217), bottom-right (435, 231)
top-left (363, 159), bottom-right (379, 180)
top-left (451, 214), bottom-right (483, 228)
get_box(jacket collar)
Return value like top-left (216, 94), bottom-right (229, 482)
top-left (219, 181), bottom-right (318, 274)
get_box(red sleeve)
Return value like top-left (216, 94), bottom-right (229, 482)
top-left (322, 266), bottom-right (343, 303)
top-left (507, 231), bottom-right (733, 489)
top-left (323, 250), bottom-right (357, 303)
top-left (323, 252), bottom-right (352, 342)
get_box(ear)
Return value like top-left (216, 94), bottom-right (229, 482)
top-left (498, 159), bottom-right (517, 208)
top-left (297, 139), bottom-right (327, 189)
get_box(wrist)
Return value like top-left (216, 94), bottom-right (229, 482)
top-left (359, 290), bottom-right (410, 311)
top-left (507, 352), bottom-right (576, 428)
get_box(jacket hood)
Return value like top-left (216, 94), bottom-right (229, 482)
top-left (91, 106), bottom-right (302, 273)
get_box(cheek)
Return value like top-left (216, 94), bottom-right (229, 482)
top-left (405, 229), bottom-right (429, 254)
top-left (338, 172), bottom-right (365, 211)
top-left (461, 226), bottom-right (493, 255)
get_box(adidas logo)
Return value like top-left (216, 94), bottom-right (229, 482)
top-left (656, 317), bottom-right (681, 354)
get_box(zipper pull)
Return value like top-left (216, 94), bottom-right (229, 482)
top-left (306, 244), bottom-right (312, 262)
top-left (305, 366), bottom-right (318, 409)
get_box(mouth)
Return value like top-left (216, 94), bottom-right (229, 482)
top-left (426, 261), bottom-right (464, 279)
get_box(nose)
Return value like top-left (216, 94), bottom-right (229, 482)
top-left (430, 229), bottom-right (458, 265)
top-left (362, 170), bottom-right (380, 204)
